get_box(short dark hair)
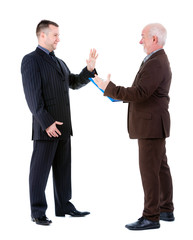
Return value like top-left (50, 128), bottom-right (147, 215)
top-left (36, 20), bottom-right (59, 37)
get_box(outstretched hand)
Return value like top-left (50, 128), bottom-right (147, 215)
top-left (86, 49), bottom-right (98, 72)
top-left (94, 74), bottom-right (111, 91)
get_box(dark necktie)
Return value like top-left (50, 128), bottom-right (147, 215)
top-left (49, 51), bottom-right (56, 58)
top-left (49, 51), bottom-right (61, 70)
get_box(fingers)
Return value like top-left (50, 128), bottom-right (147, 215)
top-left (48, 129), bottom-right (61, 138)
top-left (46, 121), bottom-right (63, 138)
top-left (90, 48), bottom-right (98, 59)
top-left (94, 74), bottom-right (111, 82)
top-left (87, 49), bottom-right (98, 72)
top-left (47, 128), bottom-right (61, 138)
top-left (93, 75), bottom-right (101, 83)
top-left (94, 74), bottom-right (104, 82)
top-left (55, 121), bottom-right (63, 125)
top-left (107, 74), bottom-right (111, 82)
top-left (93, 74), bottom-right (111, 91)
top-left (47, 132), bottom-right (52, 138)
top-left (94, 74), bottom-right (100, 79)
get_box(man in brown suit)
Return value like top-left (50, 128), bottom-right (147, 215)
top-left (94, 23), bottom-right (174, 230)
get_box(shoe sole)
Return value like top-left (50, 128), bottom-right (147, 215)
top-left (160, 217), bottom-right (175, 222)
top-left (56, 213), bottom-right (90, 217)
top-left (125, 225), bottom-right (160, 231)
top-left (32, 219), bottom-right (52, 226)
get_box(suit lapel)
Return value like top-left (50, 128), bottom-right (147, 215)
top-left (36, 48), bottom-right (64, 77)
top-left (133, 49), bottom-right (166, 87)
top-left (138, 49), bottom-right (165, 72)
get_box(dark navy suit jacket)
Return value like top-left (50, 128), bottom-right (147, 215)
top-left (21, 47), bottom-right (96, 140)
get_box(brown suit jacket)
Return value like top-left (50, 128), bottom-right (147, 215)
top-left (104, 49), bottom-right (172, 139)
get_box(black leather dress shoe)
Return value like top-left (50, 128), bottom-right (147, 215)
top-left (125, 217), bottom-right (160, 230)
top-left (56, 201), bottom-right (90, 217)
top-left (32, 216), bottom-right (52, 225)
top-left (160, 212), bottom-right (175, 221)
top-left (65, 209), bottom-right (90, 217)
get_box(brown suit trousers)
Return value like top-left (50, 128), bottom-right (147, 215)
top-left (104, 49), bottom-right (174, 221)
top-left (138, 138), bottom-right (174, 221)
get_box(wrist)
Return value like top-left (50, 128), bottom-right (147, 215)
top-left (87, 66), bottom-right (94, 72)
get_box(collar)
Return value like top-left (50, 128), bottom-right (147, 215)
top-left (38, 45), bottom-right (50, 55)
top-left (143, 48), bottom-right (163, 63)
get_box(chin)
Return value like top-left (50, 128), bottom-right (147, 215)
top-left (143, 47), bottom-right (147, 54)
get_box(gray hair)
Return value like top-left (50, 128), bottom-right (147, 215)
top-left (146, 23), bottom-right (167, 46)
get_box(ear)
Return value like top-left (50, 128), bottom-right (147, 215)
top-left (153, 35), bottom-right (158, 44)
top-left (40, 31), bottom-right (46, 39)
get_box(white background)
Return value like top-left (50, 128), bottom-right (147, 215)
top-left (1, 0), bottom-right (193, 239)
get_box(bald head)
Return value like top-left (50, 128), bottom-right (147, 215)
top-left (140, 23), bottom-right (167, 55)
top-left (145, 23), bottom-right (167, 46)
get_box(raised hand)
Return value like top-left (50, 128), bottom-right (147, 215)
top-left (86, 48), bottom-right (98, 72)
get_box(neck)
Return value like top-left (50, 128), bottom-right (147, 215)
top-left (148, 45), bottom-right (163, 55)
top-left (38, 41), bottom-right (52, 52)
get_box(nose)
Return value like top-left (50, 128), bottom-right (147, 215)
top-left (139, 39), bottom-right (143, 44)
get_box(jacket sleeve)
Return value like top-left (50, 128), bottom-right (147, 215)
top-left (69, 67), bottom-right (97, 90)
top-left (104, 60), bottom-right (162, 103)
top-left (21, 55), bottom-right (55, 131)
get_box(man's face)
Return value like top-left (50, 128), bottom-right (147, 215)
top-left (139, 26), bottom-right (153, 55)
top-left (43, 25), bottom-right (60, 52)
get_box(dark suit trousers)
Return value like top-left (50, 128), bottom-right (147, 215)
top-left (29, 138), bottom-right (72, 218)
top-left (138, 138), bottom-right (174, 221)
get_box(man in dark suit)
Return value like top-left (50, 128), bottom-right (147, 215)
top-left (94, 23), bottom-right (174, 230)
top-left (21, 20), bottom-right (98, 225)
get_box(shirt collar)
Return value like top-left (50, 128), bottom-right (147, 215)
top-left (143, 48), bottom-right (162, 63)
top-left (38, 45), bottom-right (50, 55)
